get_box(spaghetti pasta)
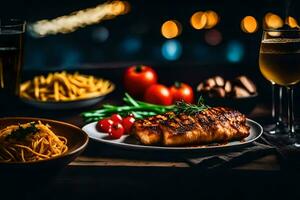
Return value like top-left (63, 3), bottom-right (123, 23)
top-left (0, 121), bottom-right (68, 162)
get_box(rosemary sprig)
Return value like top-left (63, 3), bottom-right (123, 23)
top-left (175, 96), bottom-right (209, 115)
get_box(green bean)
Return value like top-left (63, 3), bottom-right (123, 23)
top-left (102, 104), bottom-right (116, 109)
top-left (81, 93), bottom-right (176, 123)
top-left (124, 93), bottom-right (139, 107)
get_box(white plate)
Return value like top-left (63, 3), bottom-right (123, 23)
top-left (21, 95), bottom-right (106, 110)
top-left (82, 119), bottom-right (263, 152)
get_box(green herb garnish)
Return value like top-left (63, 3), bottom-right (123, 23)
top-left (7, 122), bottom-right (39, 140)
top-left (174, 96), bottom-right (210, 115)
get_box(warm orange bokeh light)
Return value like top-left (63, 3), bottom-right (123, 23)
top-left (241, 16), bottom-right (258, 33)
top-left (190, 11), bottom-right (207, 30)
top-left (286, 16), bottom-right (299, 28)
top-left (204, 10), bottom-right (219, 29)
top-left (161, 20), bottom-right (182, 39)
top-left (264, 12), bottom-right (283, 29)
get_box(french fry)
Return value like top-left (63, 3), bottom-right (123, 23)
top-left (20, 92), bottom-right (33, 100)
top-left (34, 77), bottom-right (40, 99)
top-left (40, 93), bottom-right (47, 101)
top-left (40, 75), bottom-right (46, 85)
top-left (20, 81), bottom-right (31, 92)
top-left (59, 85), bottom-right (66, 96)
top-left (46, 73), bottom-right (53, 85)
top-left (54, 81), bottom-right (59, 101)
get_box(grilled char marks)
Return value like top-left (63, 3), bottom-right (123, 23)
top-left (130, 113), bottom-right (171, 145)
top-left (160, 114), bottom-right (197, 134)
top-left (131, 107), bottom-right (250, 146)
top-left (195, 107), bottom-right (249, 142)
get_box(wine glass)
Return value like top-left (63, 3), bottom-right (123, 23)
top-left (259, 28), bottom-right (300, 145)
top-left (265, 84), bottom-right (285, 135)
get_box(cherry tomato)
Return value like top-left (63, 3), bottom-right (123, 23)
top-left (128, 113), bottom-right (135, 117)
top-left (169, 82), bottom-right (194, 104)
top-left (124, 65), bottom-right (158, 97)
top-left (110, 114), bottom-right (123, 123)
top-left (97, 118), bottom-right (114, 133)
top-left (109, 122), bottom-right (125, 139)
top-left (144, 84), bottom-right (173, 105)
top-left (122, 116), bottom-right (135, 134)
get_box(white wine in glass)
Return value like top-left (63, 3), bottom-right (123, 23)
top-left (259, 29), bottom-right (300, 144)
top-left (260, 38), bottom-right (300, 86)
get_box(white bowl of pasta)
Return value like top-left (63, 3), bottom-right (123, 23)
top-left (0, 117), bottom-right (89, 169)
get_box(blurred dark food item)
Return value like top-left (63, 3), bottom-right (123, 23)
top-left (224, 80), bottom-right (232, 93)
top-left (197, 75), bottom-right (257, 98)
top-left (234, 75), bottom-right (257, 94)
top-left (209, 87), bottom-right (226, 98)
top-left (214, 76), bottom-right (225, 87)
top-left (197, 75), bottom-right (258, 113)
top-left (233, 86), bottom-right (251, 97)
top-left (205, 78), bottom-right (216, 88)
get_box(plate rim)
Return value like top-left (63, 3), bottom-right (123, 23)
top-left (82, 118), bottom-right (263, 151)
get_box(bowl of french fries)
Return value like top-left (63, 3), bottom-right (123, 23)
top-left (20, 71), bottom-right (115, 109)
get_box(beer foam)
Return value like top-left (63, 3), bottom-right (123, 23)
top-left (262, 38), bottom-right (300, 43)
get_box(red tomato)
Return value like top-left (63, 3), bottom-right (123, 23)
top-left (144, 84), bottom-right (173, 105)
top-left (169, 82), bottom-right (194, 104)
top-left (124, 65), bottom-right (158, 97)
top-left (110, 114), bottom-right (123, 123)
top-left (109, 123), bottom-right (125, 139)
top-left (122, 116), bottom-right (135, 134)
top-left (97, 118), bottom-right (114, 133)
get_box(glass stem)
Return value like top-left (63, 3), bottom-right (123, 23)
top-left (271, 83), bottom-right (276, 119)
top-left (278, 86), bottom-right (283, 124)
top-left (287, 86), bottom-right (295, 137)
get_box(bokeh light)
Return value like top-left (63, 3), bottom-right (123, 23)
top-left (30, 0), bottom-right (130, 37)
top-left (92, 27), bottom-right (109, 42)
top-left (204, 10), bottom-right (219, 29)
top-left (204, 29), bottom-right (222, 46)
top-left (120, 36), bottom-right (142, 54)
top-left (190, 11), bottom-right (207, 30)
top-left (286, 16), bottom-right (299, 28)
top-left (226, 41), bottom-right (244, 63)
top-left (264, 12), bottom-right (283, 29)
top-left (241, 16), bottom-right (258, 33)
top-left (161, 39), bottom-right (182, 61)
top-left (190, 10), bottom-right (219, 30)
top-left (161, 20), bottom-right (182, 39)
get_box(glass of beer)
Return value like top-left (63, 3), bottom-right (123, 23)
top-left (259, 28), bottom-right (300, 144)
top-left (0, 19), bottom-right (25, 100)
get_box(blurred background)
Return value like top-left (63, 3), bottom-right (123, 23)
top-left (0, 0), bottom-right (299, 69)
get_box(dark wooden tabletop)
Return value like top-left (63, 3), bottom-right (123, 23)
top-left (2, 64), bottom-right (300, 200)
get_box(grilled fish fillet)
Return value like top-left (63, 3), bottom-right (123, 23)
top-left (131, 107), bottom-right (250, 146)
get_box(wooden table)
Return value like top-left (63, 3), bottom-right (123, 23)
top-left (2, 65), bottom-right (299, 200)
